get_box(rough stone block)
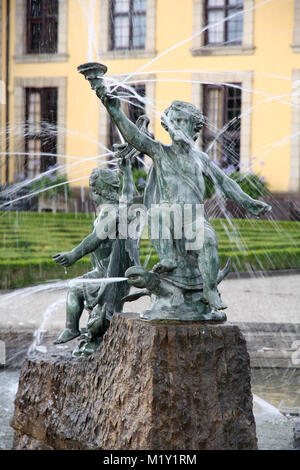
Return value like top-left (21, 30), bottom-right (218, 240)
top-left (11, 312), bottom-right (257, 450)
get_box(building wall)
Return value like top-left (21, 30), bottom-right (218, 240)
top-left (0, 0), bottom-right (6, 184)
top-left (1, 0), bottom-right (300, 194)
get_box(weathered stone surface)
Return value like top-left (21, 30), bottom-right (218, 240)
top-left (11, 312), bottom-right (257, 450)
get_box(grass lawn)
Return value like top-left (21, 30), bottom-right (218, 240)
top-left (0, 211), bottom-right (300, 289)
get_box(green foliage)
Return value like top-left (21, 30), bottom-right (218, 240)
top-left (204, 175), bottom-right (216, 199)
top-left (0, 212), bottom-right (299, 289)
top-left (30, 173), bottom-right (71, 199)
top-left (229, 171), bottom-right (269, 200)
top-left (140, 247), bottom-right (300, 273)
top-left (118, 167), bottom-right (147, 194)
top-left (140, 218), bottom-right (300, 272)
top-left (0, 258), bottom-right (91, 289)
top-left (122, 165), bottom-right (268, 200)
top-left (204, 170), bottom-right (269, 200)
top-left (132, 167), bottom-right (147, 193)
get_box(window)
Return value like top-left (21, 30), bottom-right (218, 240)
top-left (205, 0), bottom-right (243, 46)
top-left (202, 83), bottom-right (241, 169)
top-left (109, 84), bottom-right (146, 167)
top-left (290, 70), bottom-right (300, 190)
top-left (292, 0), bottom-right (300, 53)
top-left (110, 0), bottom-right (147, 50)
top-left (25, 88), bottom-right (57, 178)
top-left (26, 0), bottom-right (58, 53)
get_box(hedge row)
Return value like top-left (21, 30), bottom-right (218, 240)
top-left (2, 246), bottom-right (300, 289)
top-left (0, 258), bottom-right (91, 289)
top-left (140, 247), bottom-right (300, 272)
top-left (0, 211), bottom-right (300, 288)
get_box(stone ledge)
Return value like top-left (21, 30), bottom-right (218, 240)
top-left (291, 44), bottom-right (300, 53)
top-left (191, 45), bottom-right (255, 56)
top-left (14, 54), bottom-right (69, 63)
top-left (98, 50), bottom-right (157, 60)
top-left (11, 312), bottom-right (257, 450)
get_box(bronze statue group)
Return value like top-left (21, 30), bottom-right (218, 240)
top-left (52, 63), bottom-right (271, 357)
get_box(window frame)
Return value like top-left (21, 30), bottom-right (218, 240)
top-left (191, 0), bottom-right (254, 57)
top-left (15, 0), bottom-right (68, 63)
top-left (98, 73), bottom-right (155, 170)
top-left (292, 0), bottom-right (300, 53)
top-left (202, 82), bottom-right (242, 169)
top-left (290, 70), bottom-right (300, 191)
top-left (26, 0), bottom-right (59, 54)
top-left (110, 0), bottom-right (147, 51)
top-left (24, 87), bottom-right (58, 177)
top-left (204, 0), bottom-right (244, 47)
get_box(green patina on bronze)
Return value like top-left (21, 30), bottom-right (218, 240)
top-left (52, 62), bottom-right (272, 356)
top-left (52, 141), bottom-right (140, 357)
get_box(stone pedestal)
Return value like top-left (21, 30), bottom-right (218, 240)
top-left (11, 312), bottom-right (258, 450)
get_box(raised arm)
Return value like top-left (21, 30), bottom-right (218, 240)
top-left (96, 87), bottom-right (158, 159)
top-left (203, 155), bottom-right (271, 216)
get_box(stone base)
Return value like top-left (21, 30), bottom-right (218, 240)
top-left (11, 312), bottom-right (257, 450)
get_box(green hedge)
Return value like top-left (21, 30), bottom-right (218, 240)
top-left (0, 258), bottom-right (91, 289)
top-left (0, 211), bottom-right (300, 289)
top-left (140, 247), bottom-right (300, 272)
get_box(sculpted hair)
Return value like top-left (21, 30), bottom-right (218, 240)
top-left (89, 168), bottom-right (120, 202)
top-left (161, 100), bottom-right (205, 140)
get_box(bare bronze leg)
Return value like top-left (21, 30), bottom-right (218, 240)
top-left (53, 288), bottom-right (83, 344)
top-left (198, 224), bottom-right (227, 311)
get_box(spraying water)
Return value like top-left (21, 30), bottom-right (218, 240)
top-left (27, 297), bottom-right (66, 355)
top-left (253, 394), bottom-right (283, 416)
top-left (0, 2), bottom-right (299, 449)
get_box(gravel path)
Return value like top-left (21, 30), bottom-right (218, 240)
top-left (1, 273), bottom-right (299, 332)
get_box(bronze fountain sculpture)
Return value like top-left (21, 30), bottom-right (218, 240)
top-left (52, 62), bottom-right (272, 356)
top-left (11, 62), bottom-right (265, 451)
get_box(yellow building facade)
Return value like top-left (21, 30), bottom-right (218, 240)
top-left (1, 0), bottom-right (300, 197)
